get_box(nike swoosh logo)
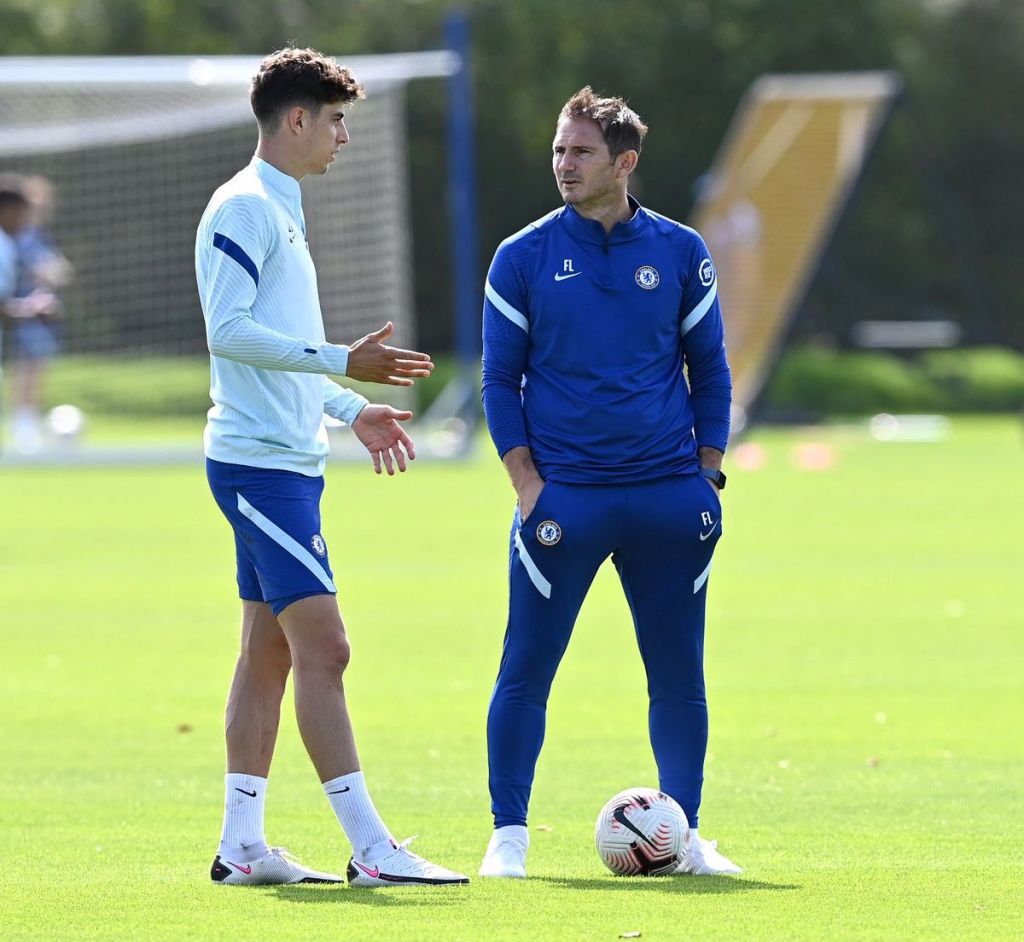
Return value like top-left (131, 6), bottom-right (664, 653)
top-left (699, 521), bottom-right (719, 541)
top-left (235, 788), bottom-right (257, 797)
top-left (612, 803), bottom-right (654, 846)
top-left (554, 271), bottom-right (582, 281)
top-left (226, 860), bottom-right (252, 874)
top-left (328, 786), bottom-right (351, 794)
top-left (353, 861), bottom-right (380, 878)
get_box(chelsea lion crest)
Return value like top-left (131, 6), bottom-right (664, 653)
top-left (635, 265), bottom-right (660, 290)
top-left (311, 534), bottom-right (327, 557)
top-left (536, 520), bottom-right (562, 546)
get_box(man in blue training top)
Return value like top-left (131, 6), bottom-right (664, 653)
top-left (479, 86), bottom-right (740, 878)
top-left (195, 47), bottom-right (466, 888)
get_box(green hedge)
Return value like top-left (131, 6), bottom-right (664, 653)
top-left (32, 346), bottom-right (1024, 419)
top-left (39, 356), bottom-right (211, 418)
top-left (763, 346), bottom-right (1024, 416)
top-left (919, 348), bottom-right (1024, 411)
top-left (37, 354), bottom-right (460, 418)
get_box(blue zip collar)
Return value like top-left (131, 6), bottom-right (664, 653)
top-left (558, 194), bottom-right (647, 246)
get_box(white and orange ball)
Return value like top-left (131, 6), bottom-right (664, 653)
top-left (594, 787), bottom-right (688, 876)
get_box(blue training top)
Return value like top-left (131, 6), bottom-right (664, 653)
top-left (482, 197), bottom-right (733, 484)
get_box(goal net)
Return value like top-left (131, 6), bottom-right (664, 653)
top-left (0, 53), bottom-right (454, 458)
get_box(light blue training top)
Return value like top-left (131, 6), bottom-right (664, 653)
top-left (195, 155), bottom-right (367, 476)
top-left (0, 229), bottom-right (16, 300)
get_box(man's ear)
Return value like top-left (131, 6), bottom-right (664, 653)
top-left (616, 150), bottom-right (638, 179)
top-left (285, 105), bottom-right (307, 135)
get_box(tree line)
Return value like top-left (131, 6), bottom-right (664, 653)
top-left (2, 0), bottom-right (1020, 350)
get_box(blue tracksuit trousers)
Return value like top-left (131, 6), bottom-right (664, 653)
top-left (487, 473), bottom-right (722, 829)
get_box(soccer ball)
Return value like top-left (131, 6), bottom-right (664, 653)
top-left (45, 404), bottom-right (86, 442)
top-left (594, 787), bottom-right (689, 876)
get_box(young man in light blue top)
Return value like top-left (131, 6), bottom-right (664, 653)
top-left (195, 47), bottom-right (466, 887)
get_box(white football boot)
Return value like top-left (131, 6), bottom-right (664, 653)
top-left (478, 825), bottom-right (529, 878)
top-left (347, 837), bottom-right (469, 887)
top-left (211, 846), bottom-right (344, 885)
top-left (675, 830), bottom-right (743, 876)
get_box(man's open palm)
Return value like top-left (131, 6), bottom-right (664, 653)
top-left (346, 321), bottom-right (433, 386)
top-left (352, 404), bottom-right (416, 475)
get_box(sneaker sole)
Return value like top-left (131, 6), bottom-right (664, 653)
top-left (211, 876), bottom-right (345, 886)
top-left (210, 855), bottom-right (344, 885)
top-left (351, 876), bottom-right (469, 886)
top-left (347, 860), bottom-right (468, 886)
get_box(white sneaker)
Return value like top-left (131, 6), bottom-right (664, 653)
top-left (11, 411), bottom-right (43, 454)
top-left (211, 846), bottom-right (344, 885)
top-left (478, 825), bottom-right (529, 878)
top-left (676, 831), bottom-right (742, 875)
top-left (347, 837), bottom-right (469, 887)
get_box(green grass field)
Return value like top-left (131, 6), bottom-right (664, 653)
top-left (2, 417), bottom-right (1022, 941)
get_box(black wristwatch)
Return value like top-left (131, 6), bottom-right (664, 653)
top-left (699, 466), bottom-right (727, 490)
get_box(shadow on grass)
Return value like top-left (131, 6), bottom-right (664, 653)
top-left (533, 876), bottom-right (800, 895)
top-left (268, 875), bottom-right (798, 907)
top-left (269, 884), bottom-right (470, 908)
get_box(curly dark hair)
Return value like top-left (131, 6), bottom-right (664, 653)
top-left (559, 86), bottom-right (648, 159)
top-left (0, 173), bottom-right (29, 209)
top-left (251, 47), bottom-right (365, 133)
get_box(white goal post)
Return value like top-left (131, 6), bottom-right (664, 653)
top-left (0, 53), bottom-right (457, 460)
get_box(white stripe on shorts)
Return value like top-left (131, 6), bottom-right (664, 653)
top-left (236, 493), bottom-right (336, 593)
top-left (514, 529), bottom-right (552, 599)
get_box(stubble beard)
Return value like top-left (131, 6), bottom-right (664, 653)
top-left (563, 179), bottom-right (616, 215)
top-left (559, 179), bottom-right (588, 206)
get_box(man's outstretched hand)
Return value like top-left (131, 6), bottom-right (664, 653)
top-left (352, 404), bottom-right (416, 475)
top-left (346, 322), bottom-right (433, 386)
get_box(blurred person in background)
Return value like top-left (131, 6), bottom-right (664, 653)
top-left (0, 176), bottom-right (28, 309)
top-left (2, 175), bottom-right (68, 452)
top-left (0, 176), bottom-right (59, 456)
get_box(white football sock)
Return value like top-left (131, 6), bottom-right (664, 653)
top-left (493, 824), bottom-right (529, 846)
top-left (218, 773), bottom-right (269, 863)
top-left (322, 770), bottom-right (393, 860)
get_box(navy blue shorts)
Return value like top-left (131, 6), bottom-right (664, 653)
top-left (206, 458), bottom-right (336, 616)
top-left (9, 318), bottom-right (60, 361)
